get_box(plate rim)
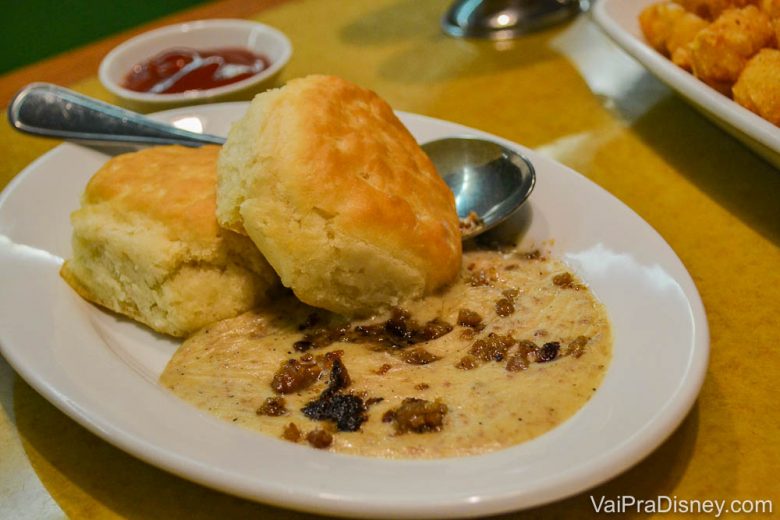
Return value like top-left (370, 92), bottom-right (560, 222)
top-left (0, 103), bottom-right (710, 518)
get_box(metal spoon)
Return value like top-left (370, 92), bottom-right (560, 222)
top-left (441, 0), bottom-right (589, 40)
top-left (7, 83), bottom-right (535, 239)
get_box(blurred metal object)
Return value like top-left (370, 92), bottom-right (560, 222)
top-left (442, 0), bottom-right (590, 39)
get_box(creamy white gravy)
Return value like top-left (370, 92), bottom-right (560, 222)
top-left (161, 247), bottom-right (612, 458)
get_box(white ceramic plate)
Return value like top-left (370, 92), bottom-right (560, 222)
top-left (592, 0), bottom-right (780, 169)
top-left (0, 104), bottom-right (709, 518)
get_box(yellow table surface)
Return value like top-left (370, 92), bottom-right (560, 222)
top-left (1, 0), bottom-right (778, 518)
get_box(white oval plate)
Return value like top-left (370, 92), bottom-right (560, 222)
top-left (592, 0), bottom-right (780, 169)
top-left (0, 103), bottom-right (709, 518)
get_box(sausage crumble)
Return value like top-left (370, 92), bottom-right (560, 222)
top-left (400, 347), bottom-right (441, 365)
top-left (384, 398), bottom-right (448, 434)
top-left (257, 396), bottom-right (288, 416)
top-left (292, 308), bottom-right (453, 356)
top-left (456, 354), bottom-right (479, 370)
top-left (536, 342), bottom-right (560, 362)
top-left (301, 357), bottom-right (368, 432)
top-left (552, 272), bottom-right (585, 290)
top-left (282, 422), bottom-right (301, 442)
top-left (567, 335), bottom-right (590, 358)
top-left (354, 308), bottom-right (453, 348)
top-left (495, 298), bottom-right (515, 317)
top-left (467, 267), bottom-right (498, 287)
top-left (459, 211), bottom-right (484, 235)
top-left (306, 429), bottom-right (333, 449)
top-left (470, 332), bottom-right (517, 361)
top-left (457, 308), bottom-right (484, 329)
top-left (271, 355), bottom-right (322, 394)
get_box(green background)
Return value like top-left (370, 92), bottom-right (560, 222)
top-left (0, 0), bottom-right (207, 74)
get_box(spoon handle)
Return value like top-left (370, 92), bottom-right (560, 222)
top-left (7, 83), bottom-right (226, 147)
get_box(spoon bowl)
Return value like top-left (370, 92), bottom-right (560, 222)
top-left (442, 0), bottom-right (589, 40)
top-left (8, 83), bottom-right (535, 239)
top-left (421, 137), bottom-right (534, 238)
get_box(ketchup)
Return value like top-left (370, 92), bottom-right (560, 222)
top-left (121, 47), bottom-right (270, 94)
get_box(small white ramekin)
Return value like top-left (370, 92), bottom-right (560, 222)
top-left (99, 19), bottom-right (292, 111)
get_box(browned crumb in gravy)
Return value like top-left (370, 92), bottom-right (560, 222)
top-left (467, 267), bottom-right (498, 287)
top-left (536, 342), bottom-right (560, 362)
top-left (457, 308), bottom-right (484, 329)
top-left (383, 398), bottom-right (448, 434)
top-left (495, 298), bottom-right (515, 317)
top-left (306, 429), bottom-right (333, 449)
top-left (552, 272), bottom-right (585, 290)
top-left (281, 421), bottom-right (333, 449)
top-left (470, 332), bottom-right (516, 361)
top-left (256, 397), bottom-right (287, 416)
top-left (375, 363), bottom-right (392, 375)
top-left (456, 354), bottom-right (479, 370)
top-left (505, 340), bottom-right (536, 372)
top-left (271, 355), bottom-right (322, 394)
top-left (293, 308), bottom-right (453, 358)
top-left (506, 352), bottom-right (529, 372)
top-left (459, 211), bottom-right (484, 235)
top-left (522, 249), bottom-right (542, 260)
top-left (400, 347), bottom-right (441, 365)
top-left (282, 422), bottom-right (301, 442)
top-left (462, 334), bottom-right (589, 372)
top-left (353, 309), bottom-right (453, 349)
top-left (459, 328), bottom-right (477, 340)
top-left (271, 350), bottom-right (349, 394)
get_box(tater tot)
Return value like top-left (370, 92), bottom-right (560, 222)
top-left (678, 0), bottom-right (758, 20)
top-left (733, 49), bottom-right (780, 125)
top-left (689, 6), bottom-right (775, 94)
top-left (759, 0), bottom-right (780, 17)
top-left (775, 18), bottom-right (780, 46)
top-left (640, 2), bottom-right (686, 54)
top-left (760, 0), bottom-right (780, 42)
top-left (667, 13), bottom-right (710, 70)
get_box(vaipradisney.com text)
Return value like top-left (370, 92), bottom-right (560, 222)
top-left (590, 495), bottom-right (773, 517)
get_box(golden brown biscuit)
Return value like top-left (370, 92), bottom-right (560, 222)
top-left (217, 75), bottom-right (462, 316)
top-left (61, 145), bottom-right (278, 337)
top-left (689, 6), bottom-right (775, 94)
top-left (733, 48), bottom-right (780, 125)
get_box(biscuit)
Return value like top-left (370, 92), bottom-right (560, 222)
top-left (217, 75), bottom-right (461, 316)
top-left (61, 145), bottom-right (278, 337)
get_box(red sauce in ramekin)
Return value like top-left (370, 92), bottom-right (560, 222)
top-left (122, 47), bottom-right (270, 94)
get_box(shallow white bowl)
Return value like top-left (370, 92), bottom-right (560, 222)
top-left (99, 19), bottom-right (292, 111)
